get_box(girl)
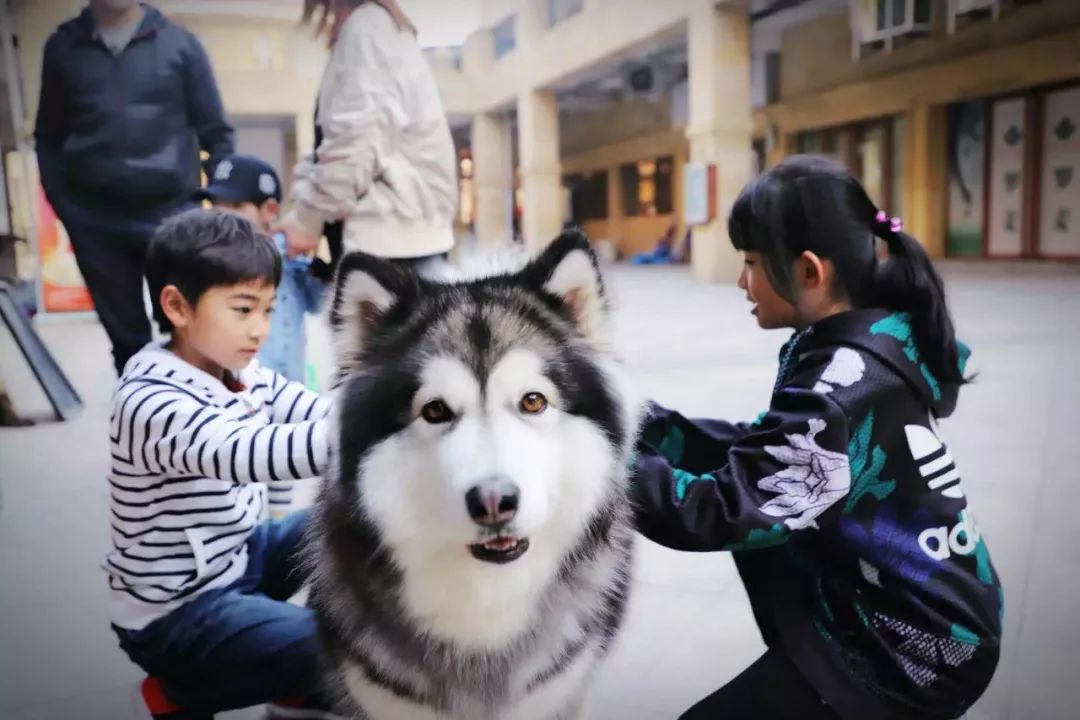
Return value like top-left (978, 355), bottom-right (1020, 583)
top-left (633, 156), bottom-right (1002, 719)
top-left (279, 0), bottom-right (457, 271)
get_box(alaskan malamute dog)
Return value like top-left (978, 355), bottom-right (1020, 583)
top-left (306, 231), bottom-right (637, 720)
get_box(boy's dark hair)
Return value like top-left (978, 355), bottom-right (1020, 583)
top-left (728, 154), bottom-right (966, 388)
top-left (146, 208), bottom-right (282, 334)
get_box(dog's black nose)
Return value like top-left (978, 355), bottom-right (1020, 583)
top-left (465, 480), bottom-right (519, 526)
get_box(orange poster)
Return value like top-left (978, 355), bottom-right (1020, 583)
top-left (37, 184), bottom-right (94, 313)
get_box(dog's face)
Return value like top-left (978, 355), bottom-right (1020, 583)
top-left (328, 233), bottom-right (631, 574)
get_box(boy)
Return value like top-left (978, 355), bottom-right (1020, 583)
top-left (198, 153), bottom-right (325, 385)
top-left (105, 209), bottom-right (336, 718)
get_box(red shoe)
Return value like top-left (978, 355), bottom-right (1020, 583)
top-left (140, 677), bottom-right (212, 719)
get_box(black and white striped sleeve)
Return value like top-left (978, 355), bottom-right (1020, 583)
top-left (138, 390), bottom-right (329, 484)
top-left (263, 368), bottom-right (333, 425)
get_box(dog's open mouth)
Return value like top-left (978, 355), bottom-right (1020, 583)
top-left (469, 536), bottom-right (530, 564)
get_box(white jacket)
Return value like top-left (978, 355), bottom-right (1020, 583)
top-left (288, 2), bottom-right (458, 259)
top-left (104, 344), bottom-right (332, 629)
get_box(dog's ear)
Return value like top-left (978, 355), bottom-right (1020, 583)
top-left (525, 228), bottom-right (609, 348)
top-left (328, 252), bottom-right (417, 379)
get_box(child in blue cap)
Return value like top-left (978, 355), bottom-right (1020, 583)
top-left (199, 154), bottom-right (325, 386)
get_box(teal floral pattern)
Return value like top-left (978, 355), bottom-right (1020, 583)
top-left (844, 410), bottom-right (896, 513)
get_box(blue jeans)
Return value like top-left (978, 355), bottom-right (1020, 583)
top-left (113, 510), bottom-right (320, 713)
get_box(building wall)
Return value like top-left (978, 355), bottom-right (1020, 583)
top-left (559, 94), bottom-right (675, 157)
top-left (762, 1), bottom-right (1080, 259)
top-left (426, 50), bottom-right (475, 118)
top-left (562, 129), bottom-right (688, 258)
top-left (781, 0), bottom-right (1080, 101)
top-left (146, 12), bottom-right (327, 160)
top-left (460, 0), bottom-right (695, 113)
top-left (481, 0), bottom-right (522, 27)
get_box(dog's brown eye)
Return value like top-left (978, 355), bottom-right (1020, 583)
top-left (520, 392), bottom-right (548, 415)
top-left (421, 399), bottom-right (454, 424)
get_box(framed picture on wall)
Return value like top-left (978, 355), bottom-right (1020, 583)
top-left (683, 162), bottom-right (716, 226)
top-left (946, 100), bottom-right (988, 257)
top-left (986, 97), bottom-right (1028, 258)
top-left (1037, 84), bottom-right (1080, 258)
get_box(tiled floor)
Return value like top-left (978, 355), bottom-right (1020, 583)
top-left (1, 262), bottom-right (1078, 719)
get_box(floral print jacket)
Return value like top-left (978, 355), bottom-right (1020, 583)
top-left (632, 309), bottom-right (1002, 720)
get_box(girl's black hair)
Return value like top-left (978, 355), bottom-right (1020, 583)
top-left (146, 208), bottom-right (282, 334)
top-left (728, 154), bottom-right (966, 387)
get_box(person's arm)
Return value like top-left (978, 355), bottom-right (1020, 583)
top-left (638, 401), bottom-right (756, 471)
top-left (34, 34), bottom-right (69, 211)
top-left (632, 386), bottom-right (851, 552)
top-left (133, 389), bottom-right (328, 483)
top-left (181, 31), bottom-right (234, 176)
top-left (264, 369), bottom-right (332, 424)
top-left (284, 21), bottom-right (405, 239)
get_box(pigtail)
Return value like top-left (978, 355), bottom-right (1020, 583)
top-left (869, 209), bottom-right (968, 387)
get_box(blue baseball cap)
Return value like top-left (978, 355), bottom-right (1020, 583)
top-left (197, 154), bottom-right (282, 205)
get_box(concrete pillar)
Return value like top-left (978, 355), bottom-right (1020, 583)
top-left (515, 0), bottom-right (548, 49)
top-left (517, 89), bottom-right (563, 251)
top-left (673, 143), bottom-right (689, 248)
top-left (767, 128), bottom-right (793, 169)
top-left (461, 27), bottom-right (495, 76)
top-left (903, 104), bottom-right (948, 258)
top-left (685, 0), bottom-right (754, 283)
top-left (606, 165), bottom-right (624, 251)
top-left (471, 112), bottom-right (514, 246)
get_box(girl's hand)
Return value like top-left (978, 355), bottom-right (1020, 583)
top-left (276, 216), bottom-right (320, 259)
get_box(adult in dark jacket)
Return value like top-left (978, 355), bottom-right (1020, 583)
top-left (34, 0), bottom-right (234, 374)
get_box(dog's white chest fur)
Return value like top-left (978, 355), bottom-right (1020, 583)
top-left (344, 641), bottom-right (597, 720)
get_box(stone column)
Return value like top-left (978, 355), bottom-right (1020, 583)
top-left (606, 164), bottom-right (624, 252)
top-left (903, 104), bottom-right (948, 258)
top-left (471, 112), bottom-right (514, 246)
top-left (685, 0), bottom-right (754, 283)
top-left (517, 89), bottom-right (563, 252)
top-left (766, 126), bottom-right (793, 169)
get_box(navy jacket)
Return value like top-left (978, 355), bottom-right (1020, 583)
top-left (633, 310), bottom-right (1002, 720)
top-left (34, 4), bottom-right (233, 220)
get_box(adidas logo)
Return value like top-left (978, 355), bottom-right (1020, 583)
top-left (918, 509), bottom-right (982, 561)
top-left (904, 424), bottom-right (964, 499)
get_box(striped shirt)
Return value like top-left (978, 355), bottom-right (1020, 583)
top-left (104, 343), bottom-right (332, 629)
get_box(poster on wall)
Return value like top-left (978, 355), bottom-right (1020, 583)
top-left (947, 101), bottom-right (987, 257)
top-left (986, 97), bottom-right (1027, 257)
top-left (1038, 85), bottom-right (1080, 257)
top-left (683, 163), bottom-right (716, 226)
top-left (37, 184), bottom-right (94, 313)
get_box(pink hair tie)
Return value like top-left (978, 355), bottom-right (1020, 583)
top-left (875, 210), bottom-right (902, 234)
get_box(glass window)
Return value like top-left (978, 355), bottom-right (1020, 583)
top-left (492, 15), bottom-right (515, 59)
top-left (620, 156), bottom-right (674, 217)
top-left (548, 0), bottom-right (583, 27)
top-left (564, 170), bottom-right (608, 222)
top-left (876, 0), bottom-right (888, 31)
top-left (914, 0), bottom-right (932, 24)
top-left (892, 0), bottom-right (907, 27)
